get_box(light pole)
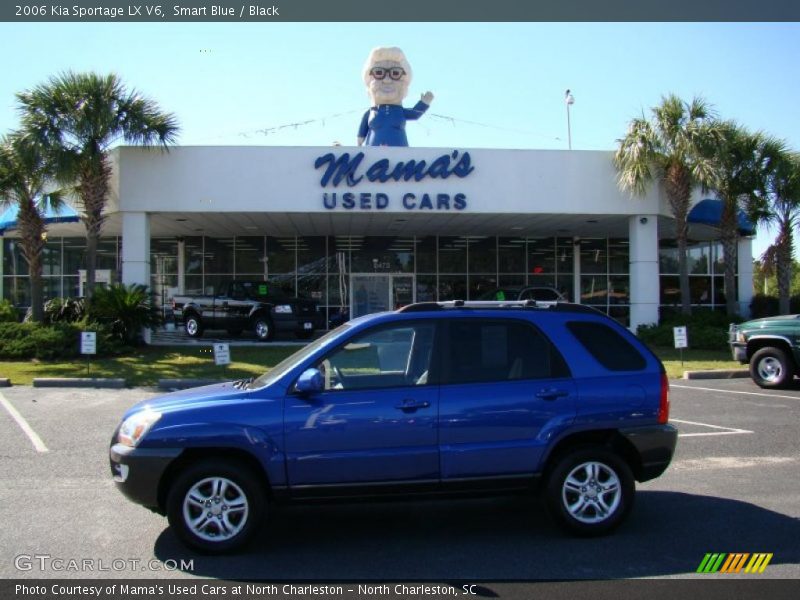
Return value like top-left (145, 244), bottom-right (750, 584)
top-left (565, 89), bottom-right (575, 150)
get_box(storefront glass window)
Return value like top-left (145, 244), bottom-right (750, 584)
top-left (235, 236), bottom-right (265, 275)
top-left (204, 237), bottom-right (234, 275)
top-left (528, 238), bottom-right (555, 275)
top-left (415, 237), bottom-right (436, 273)
top-left (438, 237), bottom-right (467, 273)
top-left (580, 239), bottom-right (608, 275)
top-left (351, 236), bottom-right (414, 273)
top-left (498, 237), bottom-right (526, 273)
top-left (468, 237), bottom-right (496, 274)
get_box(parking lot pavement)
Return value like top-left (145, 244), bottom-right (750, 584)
top-left (0, 380), bottom-right (797, 581)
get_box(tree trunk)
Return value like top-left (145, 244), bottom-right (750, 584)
top-left (15, 197), bottom-right (46, 322)
top-left (664, 164), bottom-right (692, 316)
top-left (78, 158), bottom-right (111, 301)
top-left (776, 224), bottom-right (793, 315)
top-left (719, 198), bottom-right (739, 317)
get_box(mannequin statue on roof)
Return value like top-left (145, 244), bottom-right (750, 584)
top-left (357, 47), bottom-right (434, 147)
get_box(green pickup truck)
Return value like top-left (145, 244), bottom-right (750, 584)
top-left (729, 315), bottom-right (800, 388)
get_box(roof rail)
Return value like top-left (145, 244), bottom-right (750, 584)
top-left (397, 300), bottom-right (602, 315)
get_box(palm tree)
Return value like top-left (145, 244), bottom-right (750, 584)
top-left (760, 151), bottom-right (800, 315)
top-left (16, 72), bottom-right (179, 299)
top-left (615, 94), bottom-right (720, 316)
top-left (709, 122), bottom-right (783, 316)
top-left (0, 134), bottom-right (65, 322)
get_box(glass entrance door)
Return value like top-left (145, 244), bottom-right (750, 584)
top-left (350, 274), bottom-right (415, 319)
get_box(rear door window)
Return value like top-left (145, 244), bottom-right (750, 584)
top-left (442, 319), bottom-right (569, 384)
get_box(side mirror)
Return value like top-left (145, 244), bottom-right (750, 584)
top-left (295, 367), bottom-right (323, 394)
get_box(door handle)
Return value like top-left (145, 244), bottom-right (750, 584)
top-left (395, 399), bottom-right (431, 412)
top-left (535, 388), bottom-right (569, 400)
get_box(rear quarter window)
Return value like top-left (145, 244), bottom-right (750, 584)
top-left (567, 321), bottom-right (646, 371)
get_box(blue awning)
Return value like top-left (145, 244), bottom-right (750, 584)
top-left (688, 198), bottom-right (755, 236)
top-left (0, 203), bottom-right (80, 235)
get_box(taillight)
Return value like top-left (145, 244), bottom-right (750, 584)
top-left (658, 371), bottom-right (670, 424)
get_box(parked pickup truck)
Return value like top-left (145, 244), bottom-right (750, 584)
top-left (172, 281), bottom-right (320, 341)
top-left (729, 315), bottom-right (800, 388)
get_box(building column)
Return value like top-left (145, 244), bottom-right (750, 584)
top-left (573, 237), bottom-right (581, 304)
top-left (629, 215), bottom-right (660, 332)
top-left (0, 236), bottom-right (4, 301)
top-left (121, 212), bottom-right (150, 286)
top-left (121, 212), bottom-right (151, 343)
top-left (738, 237), bottom-right (754, 318)
top-left (177, 238), bottom-right (186, 294)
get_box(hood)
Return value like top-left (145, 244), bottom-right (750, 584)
top-left (743, 315), bottom-right (800, 327)
top-left (123, 381), bottom-right (256, 419)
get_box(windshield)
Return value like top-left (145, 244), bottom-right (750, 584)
top-left (249, 323), bottom-right (352, 389)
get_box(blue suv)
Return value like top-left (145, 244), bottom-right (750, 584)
top-left (110, 300), bottom-right (677, 553)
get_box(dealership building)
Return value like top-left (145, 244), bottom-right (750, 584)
top-left (0, 145), bottom-right (754, 332)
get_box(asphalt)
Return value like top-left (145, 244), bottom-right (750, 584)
top-left (0, 379), bottom-right (797, 582)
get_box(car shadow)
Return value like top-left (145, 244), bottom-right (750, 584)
top-left (153, 491), bottom-right (799, 580)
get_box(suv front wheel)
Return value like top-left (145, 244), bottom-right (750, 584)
top-left (166, 459), bottom-right (265, 553)
top-left (545, 446), bottom-right (634, 536)
top-left (750, 346), bottom-right (795, 389)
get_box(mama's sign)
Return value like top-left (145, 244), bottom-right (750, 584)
top-left (313, 150), bottom-right (474, 211)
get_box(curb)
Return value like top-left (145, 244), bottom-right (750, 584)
top-left (32, 378), bottom-right (127, 389)
top-left (0, 378), bottom-right (10, 387)
top-left (682, 369), bottom-right (750, 380)
top-left (157, 378), bottom-right (224, 390)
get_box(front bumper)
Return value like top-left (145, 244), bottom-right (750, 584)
top-left (272, 312), bottom-right (319, 333)
top-left (109, 444), bottom-right (182, 509)
top-left (619, 424), bottom-right (678, 482)
top-left (730, 343), bottom-right (748, 363)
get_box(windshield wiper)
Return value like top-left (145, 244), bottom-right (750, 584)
top-left (233, 377), bottom-right (254, 390)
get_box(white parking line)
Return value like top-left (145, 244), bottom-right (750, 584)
top-left (671, 418), bottom-right (753, 438)
top-left (0, 391), bottom-right (49, 453)
top-left (672, 384), bottom-right (800, 401)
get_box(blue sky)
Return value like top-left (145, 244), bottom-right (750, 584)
top-left (1, 22), bottom-right (799, 255)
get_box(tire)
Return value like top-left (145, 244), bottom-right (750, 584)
top-left (295, 330), bottom-right (314, 340)
top-left (166, 459), bottom-right (265, 554)
top-left (184, 315), bottom-right (203, 338)
top-left (253, 316), bottom-right (274, 342)
top-left (750, 346), bottom-right (795, 389)
top-left (545, 446), bottom-right (634, 536)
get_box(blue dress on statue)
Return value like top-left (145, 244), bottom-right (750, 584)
top-left (358, 101), bottom-right (430, 147)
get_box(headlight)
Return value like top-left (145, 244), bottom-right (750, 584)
top-left (274, 305), bottom-right (293, 314)
top-left (117, 410), bottom-right (161, 447)
top-left (737, 332), bottom-right (746, 343)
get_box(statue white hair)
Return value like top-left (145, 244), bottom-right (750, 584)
top-left (361, 47), bottom-right (413, 86)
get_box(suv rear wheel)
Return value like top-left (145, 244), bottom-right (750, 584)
top-left (545, 446), bottom-right (634, 536)
top-left (750, 346), bottom-right (795, 389)
top-left (166, 459), bottom-right (265, 553)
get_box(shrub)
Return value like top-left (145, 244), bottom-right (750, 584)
top-left (0, 299), bottom-right (18, 323)
top-left (637, 309), bottom-right (744, 351)
top-left (43, 297), bottom-right (87, 324)
top-left (749, 294), bottom-right (800, 319)
top-left (87, 284), bottom-right (161, 345)
top-left (0, 321), bottom-right (130, 360)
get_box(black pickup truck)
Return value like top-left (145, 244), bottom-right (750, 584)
top-left (172, 281), bottom-right (320, 341)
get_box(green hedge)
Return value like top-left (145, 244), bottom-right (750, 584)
top-left (0, 321), bottom-right (130, 360)
top-left (0, 299), bottom-right (18, 323)
top-left (637, 310), bottom-right (743, 351)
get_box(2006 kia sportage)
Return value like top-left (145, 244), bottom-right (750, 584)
top-left (110, 300), bottom-right (677, 553)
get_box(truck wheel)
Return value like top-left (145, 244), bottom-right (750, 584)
top-left (185, 315), bottom-right (203, 338)
top-left (253, 317), bottom-right (274, 342)
top-left (545, 446), bottom-right (634, 536)
top-left (750, 347), bottom-right (795, 389)
top-left (166, 459), bottom-right (265, 554)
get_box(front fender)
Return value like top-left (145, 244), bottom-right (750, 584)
top-left (142, 422), bottom-right (286, 486)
